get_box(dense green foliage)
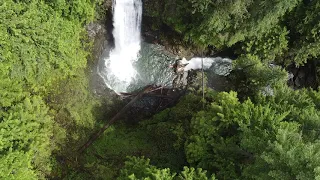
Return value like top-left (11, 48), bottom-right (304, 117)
top-left (98, 78), bottom-right (318, 180)
top-left (241, 26), bottom-right (289, 64)
top-left (228, 54), bottom-right (288, 98)
top-left (287, 0), bottom-right (320, 65)
top-left (144, 0), bottom-right (320, 66)
top-left (117, 156), bottom-right (215, 180)
top-left (184, 88), bottom-right (320, 179)
top-left (118, 84), bottom-right (320, 180)
top-left (144, 0), bottom-right (299, 48)
top-left (0, 0), bottom-right (100, 178)
top-left (47, 70), bottom-right (99, 152)
top-left (2, 0), bottom-right (320, 179)
top-left (0, 96), bottom-right (53, 179)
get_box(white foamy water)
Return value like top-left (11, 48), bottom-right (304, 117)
top-left (99, 0), bottom-right (142, 93)
top-left (183, 57), bottom-right (232, 73)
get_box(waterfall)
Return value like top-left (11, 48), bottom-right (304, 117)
top-left (97, 0), bottom-right (232, 93)
top-left (99, 0), bottom-right (142, 93)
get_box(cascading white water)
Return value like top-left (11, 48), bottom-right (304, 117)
top-left (183, 57), bottom-right (232, 73)
top-left (99, 0), bottom-right (142, 93)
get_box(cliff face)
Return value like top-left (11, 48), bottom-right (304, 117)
top-left (142, 0), bottom-right (189, 31)
top-left (142, 0), bottom-right (203, 58)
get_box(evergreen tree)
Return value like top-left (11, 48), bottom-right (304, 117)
top-left (144, 0), bottom-right (300, 48)
top-left (118, 156), bottom-right (176, 180)
top-left (241, 26), bottom-right (289, 64)
top-left (0, 0), bottom-right (98, 178)
top-left (287, 0), bottom-right (320, 65)
top-left (0, 96), bottom-right (53, 179)
top-left (118, 157), bottom-right (215, 180)
top-left (184, 87), bottom-right (320, 179)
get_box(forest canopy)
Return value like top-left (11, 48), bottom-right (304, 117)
top-left (0, 0), bottom-right (100, 179)
top-left (1, 0), bottom-right (320, 179)
top-left (144, 0), bottom-right (320, 65)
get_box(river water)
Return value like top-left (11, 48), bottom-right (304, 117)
top-left (98, 42), bottom-right (177, 93)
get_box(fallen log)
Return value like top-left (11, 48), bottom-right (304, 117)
top-left (78, 85), bottom-right (152, 153)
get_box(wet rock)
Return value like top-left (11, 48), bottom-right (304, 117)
top-left (86, 22), bottom-right (106, 39)
top-left (306, 76), bottom-right (315, 87)
top-left (291, 68), bottom-right (298, 76)
top-left (288, 73), bottom-right (294, 80)
top-left (286, 60), bottom-right (318, 89)
top-left (298, 70), bottom-right (305, 79)
top-left (262, 85), bottom-right (274, 96)
top-left (182, 71), bottom-right (188, 86)
top-left (172, 71), bottom-right (188, 88)
top-left (299, 77), bottom-right (306, 86)
top-left (295, 77), bottom-right (301, 87)
top-left (208, 57), bottom-right (232, 76)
